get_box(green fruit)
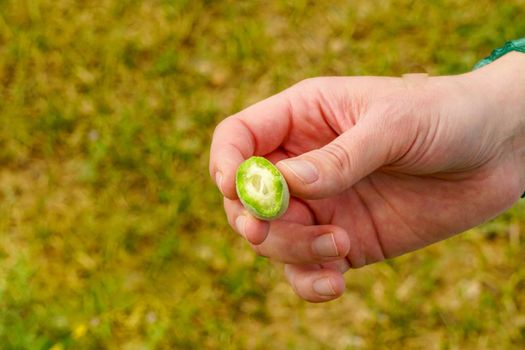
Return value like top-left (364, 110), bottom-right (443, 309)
top-left (235, 156), bottom-right (290, 220)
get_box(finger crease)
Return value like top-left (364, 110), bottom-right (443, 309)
top-left (322, 143), bottom-right (353, 187)
top-left (368, 175), bottom-right (429, 247)
top-left (353, 184), bottom-right (386, 263)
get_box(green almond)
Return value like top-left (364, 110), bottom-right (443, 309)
top-left (235, 156), bottom-right (290, 220)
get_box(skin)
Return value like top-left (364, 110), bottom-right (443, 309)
top-left (209, 52), bottom-right (525, 303)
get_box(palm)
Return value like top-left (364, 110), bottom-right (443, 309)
top-left (288, 169), bottom-right (507, 267)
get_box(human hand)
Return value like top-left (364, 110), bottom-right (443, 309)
top-left (209, 52), bottom-right (525, 302)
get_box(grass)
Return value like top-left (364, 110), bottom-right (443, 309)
top-left (0, 0), bottom-right (525, 348)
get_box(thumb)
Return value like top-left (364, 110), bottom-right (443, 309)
top-left (276, 121), bottom-right (395, 199)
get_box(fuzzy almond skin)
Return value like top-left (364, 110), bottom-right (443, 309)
top-left (236, 157), bottom-right (289, 220)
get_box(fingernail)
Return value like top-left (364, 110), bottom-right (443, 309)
top-left (312, 233), bottom-right (338, 257)
top-left (235, 215), bottom-right (246, 237)
top-left (215, 172), bottom-right (224, 194)
top-left (313, 278), bottom-right (336, 296)
top-left (280, 160), bottom-right (318, 184)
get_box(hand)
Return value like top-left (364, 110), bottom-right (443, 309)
top-left (209, 52), bottom-right (525, 302)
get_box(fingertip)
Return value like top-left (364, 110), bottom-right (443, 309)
top-left (285, 264), bottom-right (345, 303)
top-left (310, 273), bottom-right (345, 302)
top-left (212, 168), bottom-right (238, 200)
top-left (215, 171), bottom-right (224, 195)
top-left (330, 273), bottom-right (346, 295)
top-left (322, 258), bottom-right (351, 274)
top-left (244, 215), bottom-right (270, 245)
top-left (276, 159), bottom-right (322, 200)
top-left (223, 182), bottom-right (239, 200)
top-left (210, 142), bottom-right (244, 199)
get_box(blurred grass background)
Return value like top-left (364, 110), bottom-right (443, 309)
top-left (1, 0), bottom-right (525, 348)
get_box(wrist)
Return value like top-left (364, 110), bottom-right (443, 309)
top-left (468, 52), bottom-right (525, 195)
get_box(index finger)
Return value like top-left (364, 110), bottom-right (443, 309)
top-left (209, 89), bottom-right (293, 199)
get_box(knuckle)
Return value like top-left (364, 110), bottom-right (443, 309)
top-left (212, 119), bottom-right (226, 136)
top-left (316, 143), bottom-right (352, 188)
top-left (303, 295), bottom-right (325, 303)
top-left (294, 77), bottom-right (318, 89)
top-left (321, 143), bottom-right (350, 169)
top-left (291, 77), bottom-right (325, 95)
top-left (214, 115), bottom-right (234, 134)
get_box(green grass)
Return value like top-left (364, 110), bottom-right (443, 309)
top-left (1, 0), bottom-right (525, 348)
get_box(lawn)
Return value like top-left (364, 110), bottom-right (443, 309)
top-left (1, 0), bottom-right (525, 348)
